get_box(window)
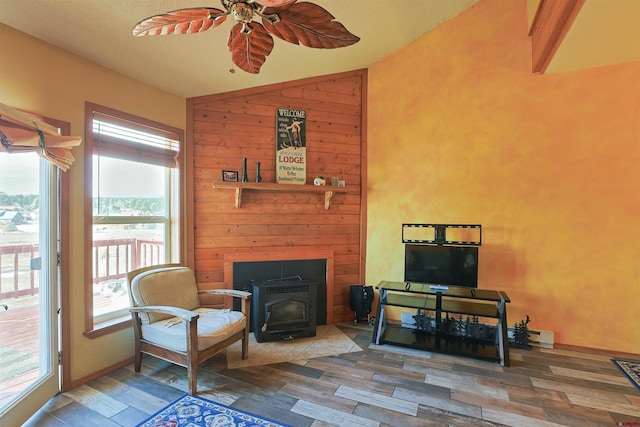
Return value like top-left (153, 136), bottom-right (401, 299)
top-left (84, 103), bottom-right (184, 334)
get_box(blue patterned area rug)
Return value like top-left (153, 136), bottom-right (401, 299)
top-left (136, 394), bottom-right (293, 427)
top-left (612, 358), bottom-right (640, 392)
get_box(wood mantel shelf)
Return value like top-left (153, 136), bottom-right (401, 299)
top-left (211, 180), bottom-right (354, 210)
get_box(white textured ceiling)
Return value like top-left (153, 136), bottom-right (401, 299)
top-left (0, 0), bottom-right (637, 98)
top-left (0, 0), bottom-right (479, 98)
top-left (544, 0), bottom-right (640, 73)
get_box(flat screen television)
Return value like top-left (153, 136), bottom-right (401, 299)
top-left (404, 244), bottom-right (478, 288)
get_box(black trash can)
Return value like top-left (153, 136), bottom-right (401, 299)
top-left (349, 284), bottom-right (375, 325)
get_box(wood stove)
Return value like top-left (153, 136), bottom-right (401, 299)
top-left (251, 276), bottom-right (318, 342)
top-left (231, 258), bottom-right (327, 343)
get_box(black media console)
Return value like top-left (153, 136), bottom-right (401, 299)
top-left (372, 281), bottom-right (511, 367)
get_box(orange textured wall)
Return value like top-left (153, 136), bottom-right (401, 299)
top-left (366, 0), bottom-right (639, 353)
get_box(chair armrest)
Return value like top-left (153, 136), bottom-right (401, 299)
top-left (199, 289), bottom-right (252, 300)
top-left (130, 305), bottom-right (198, 321)
top-left (198, 290), bottom-right (251, 324)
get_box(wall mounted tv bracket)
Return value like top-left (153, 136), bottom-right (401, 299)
top-left (402, 223), bottom-right (482, 246)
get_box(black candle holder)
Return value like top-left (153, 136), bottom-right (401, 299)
top-left (241, 158), bottom-right (248, 182)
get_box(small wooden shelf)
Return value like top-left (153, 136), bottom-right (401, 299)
top-left (211, 180), bottom-right (354, 210)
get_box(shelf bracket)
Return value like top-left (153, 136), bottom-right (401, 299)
top-left (234, 187), bottom-right (243, 208)
top-left (324, 191), bottom-right (335, 210)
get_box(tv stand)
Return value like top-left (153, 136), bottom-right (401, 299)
top-left (372, 281), bottom-right (510, 366)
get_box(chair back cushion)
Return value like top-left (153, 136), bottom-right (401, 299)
top-left (130, 266), bottom-right (200, 324)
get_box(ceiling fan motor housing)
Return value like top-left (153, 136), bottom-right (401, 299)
top-left (231, 2), bottom-right (254, 23)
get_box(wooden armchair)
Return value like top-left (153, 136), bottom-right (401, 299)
top-left (127, 264), bottom-right (251, 395)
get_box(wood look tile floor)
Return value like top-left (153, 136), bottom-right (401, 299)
top-left (23, 324), bottom-right (640, 427)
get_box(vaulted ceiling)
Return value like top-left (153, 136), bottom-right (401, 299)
top-left (0, 0), bottom-right (637, 98)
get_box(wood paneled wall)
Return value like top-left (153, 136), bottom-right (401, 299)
top-left (187, 70), bottom-right (367, 323)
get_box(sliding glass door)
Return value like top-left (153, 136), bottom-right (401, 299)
top-left (0, 155), bottom-right (59, 425)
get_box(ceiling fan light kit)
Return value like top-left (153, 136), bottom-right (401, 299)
top-left (132, 0), bottom-right (360, 74)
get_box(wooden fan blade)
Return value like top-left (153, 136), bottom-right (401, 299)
top-left (262, 2), bottom-right (359, 48)
top-left (227, 22), bottom-right (274, 74)
top-left (132, 8), bottom-right (227, 36)
top-left (258, 0), bottom-right (297, 7)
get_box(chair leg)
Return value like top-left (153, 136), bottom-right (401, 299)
top-left (187, 362), bottom-right (197, 395)
top-left (132, 316), bottom-right (143, 372)
top-left (186, 314), bottom-right (199, 394)
top-left (242, 336), bottom-right (249, 360)
top-left (134, 350), bottom-right (142, 372)
top-left (133, 337), bottom-right (142, 372)
top-left (241, 324), bottom-right (249, 360)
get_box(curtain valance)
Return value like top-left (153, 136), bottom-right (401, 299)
top-left (0, 102), bottom-right (82, 171)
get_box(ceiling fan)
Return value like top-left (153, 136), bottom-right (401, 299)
top-left (132, 0), bottom-right (360, 74)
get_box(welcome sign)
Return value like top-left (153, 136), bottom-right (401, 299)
top-left (276, 108), bottom-right (306, 185)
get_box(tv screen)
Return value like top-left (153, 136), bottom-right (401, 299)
top-left (404, 244), bottom-right (478, 288)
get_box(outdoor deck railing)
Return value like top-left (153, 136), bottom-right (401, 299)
top-left (0, 244), bottom-right (38, 299)
top-left (0, 238), bottom-right (163, 301)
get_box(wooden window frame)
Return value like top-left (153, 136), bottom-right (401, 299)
top-left (83, 102), bottom-right (185, 337)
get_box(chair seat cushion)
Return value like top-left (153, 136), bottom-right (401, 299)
top-left (141, 308), bottom-right (246, 352)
